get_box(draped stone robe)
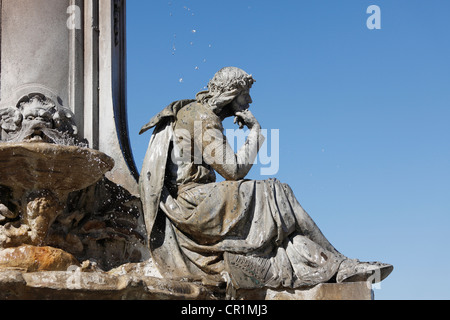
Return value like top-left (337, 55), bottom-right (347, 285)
top-left (139, 100), bottom-right (347, 289)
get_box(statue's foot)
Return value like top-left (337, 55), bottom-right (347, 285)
top-left (336, 259), bottom-right (393, 283)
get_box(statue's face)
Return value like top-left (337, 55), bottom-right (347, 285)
top-left (231, 89), bottom-right (253, 114)
top-left (214, 87), bottom-right (253, 121)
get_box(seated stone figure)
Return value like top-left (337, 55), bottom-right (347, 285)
top-left (139, 67), bottom-right (393, 290)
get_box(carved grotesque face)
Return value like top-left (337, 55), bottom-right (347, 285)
top-left (20, 99), bottom-right (55, 142)
top-left (0, 94), bottom-right (85, 146)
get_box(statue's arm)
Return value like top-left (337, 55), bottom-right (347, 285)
top-left (200, 118), bottom-right (265, 181)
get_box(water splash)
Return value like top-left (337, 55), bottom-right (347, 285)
top-left (167, 1), bottom-right (216, 84)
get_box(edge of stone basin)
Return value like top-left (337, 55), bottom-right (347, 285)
top-left (0, 270), bottom-right (219, 300)
top-left (0, 270), bottom-right (373, 300)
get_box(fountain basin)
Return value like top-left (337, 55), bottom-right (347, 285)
top-left (0, 142), bottom-right (114, 193)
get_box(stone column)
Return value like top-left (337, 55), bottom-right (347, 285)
top-left (0, 0), bottom-right (139, 195)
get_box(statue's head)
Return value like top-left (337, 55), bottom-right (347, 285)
top-left (197, 67), bottom-right (255, 114)
top-left (0, 93), bottom-right (86, 146)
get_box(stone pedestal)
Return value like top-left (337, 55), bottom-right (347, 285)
top-left (0, 269), bottom-right (373, 300)
top-left (235, 282), bottom-right (373, 300)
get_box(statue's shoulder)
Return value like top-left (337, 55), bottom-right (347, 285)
top-left (176, 102), bottom-right (220, 125)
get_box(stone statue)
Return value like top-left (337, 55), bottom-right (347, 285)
top-left (139, 67), bottom-right (393, 290)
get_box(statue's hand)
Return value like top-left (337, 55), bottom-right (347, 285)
top-left (234, 110), bottom-right (260, 130)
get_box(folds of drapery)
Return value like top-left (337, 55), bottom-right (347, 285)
top-left (139, 101), bottom-right (347, 289)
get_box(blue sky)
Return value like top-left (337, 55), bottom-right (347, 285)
top-left (126, 0), bottom-right (450, 300)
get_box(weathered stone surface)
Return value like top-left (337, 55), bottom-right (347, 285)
top-left (0, 141), bottom-right (146, 271)
top-left (235, 282), bottom-right (373, 300)
top-left (47, 178), bottom-right (149, 270)
top-left (0, 0), bottom-right (139, 195)
top-left (0, 268), bottom-right (372, 300)
top-left (0, 245), bottom-right (79, 272)
top-left (0, 142), bottom-right (114, 193)
top-left (0, 269), bottom-right (220, 300)
top-left (0, 142), bottom-right (117, 252)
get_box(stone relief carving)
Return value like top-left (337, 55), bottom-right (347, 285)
top-left (0, 93), bottom-right (86, 146)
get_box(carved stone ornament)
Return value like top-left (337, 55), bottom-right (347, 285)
top-left (0, 93), bottom-right (86, 146)
top-left (0, 93), bottom-right (146, 273)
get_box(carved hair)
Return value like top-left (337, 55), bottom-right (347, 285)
top-left (196, 67), bottom-right (255, 111)
top-left (208, 67), bottom-right (255, 94)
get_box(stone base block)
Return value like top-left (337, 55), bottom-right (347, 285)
top-left (235, 282), bottom-right (373, 300)
top-left (0, 269), bottom-right (373, 300)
